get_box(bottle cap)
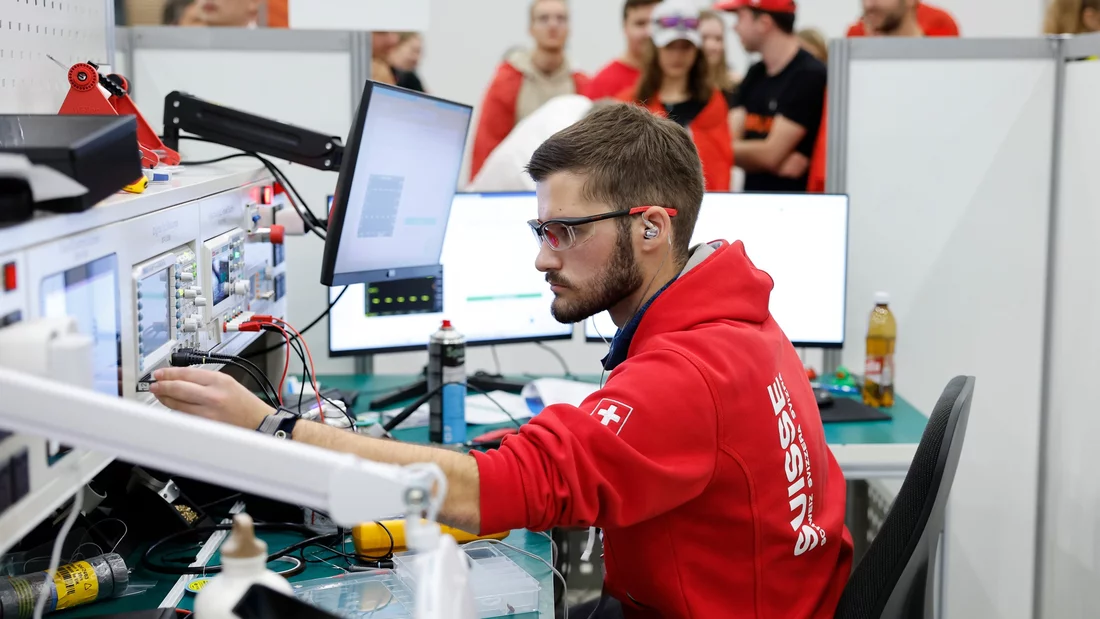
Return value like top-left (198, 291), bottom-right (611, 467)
top-left (220, 513), bottom-right (267, 559)
top-left (441, 319), bottom-right (452, 329)
top-left (874, 292), bottom-right (890, 305)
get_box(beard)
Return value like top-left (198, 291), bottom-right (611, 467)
top-left (866, 4), bottom-right (907, 34)
top-left (547, 228), bottom-right (643, 325)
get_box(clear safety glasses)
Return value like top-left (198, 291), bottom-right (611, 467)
top-left (527, 206), bottom-right (679, 251)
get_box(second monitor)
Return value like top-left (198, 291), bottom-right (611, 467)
top-left (328, 192), bottom-right (573, 356)
top-left (585, 192), bottom-right (850, 347)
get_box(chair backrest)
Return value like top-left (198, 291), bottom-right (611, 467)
top-left (833, 375), bottom-right (976, 619)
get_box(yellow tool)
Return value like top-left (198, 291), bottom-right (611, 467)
top-left (352, 520), bottom-right (509, 555)
top-left (122, 177), bottom-right (148, 194)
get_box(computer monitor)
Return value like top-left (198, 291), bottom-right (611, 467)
top-left (320, 82), bottom-right (473, 287)
top-left (585, 193), bottom-right (849, 348)
top-left (328, 192), bottom-right (574, 355)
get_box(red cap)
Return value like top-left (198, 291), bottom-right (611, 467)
top-left (269, 224), bottom-right (285, 245)
top-left (714, 0), bottom-right (796, 13)
top-left (441, 320), bottom-right (452, 328)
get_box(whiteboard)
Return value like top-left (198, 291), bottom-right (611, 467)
top-left (839, 46), bottom-right (1055, 619)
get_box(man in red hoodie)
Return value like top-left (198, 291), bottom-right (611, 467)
top-left (149, 104), bottom-right (853, 618)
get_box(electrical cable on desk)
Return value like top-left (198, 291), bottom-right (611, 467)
top-left (265, 325), bottom-right (356, 428)
top-left (170, 349), bottom-right (281, 408)
top-left (173, 135), bottom-right (327, 240)
top-left (243, 286), bottom-right (348, 359)
top-left (536, 341), bottom-right (576, 378)
top-left (143, 522), bottom-right (346, 575)
top-left (34, 488), bottom-right (85, 619)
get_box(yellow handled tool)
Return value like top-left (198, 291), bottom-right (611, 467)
top-left (352, 519), bottom-right (509, 555)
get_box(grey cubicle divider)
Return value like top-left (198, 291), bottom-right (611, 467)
top-left (114, 26), bottom-right (370, 377)
top-left (1036, 31), bottom-right (1100, 619)
top-left (826, 37), bottom-right (1062, 619)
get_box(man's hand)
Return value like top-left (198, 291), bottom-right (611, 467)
top-left (777, 152), bottom-right (810, 178)
top-left (149, 367), bottom-right (272, 430)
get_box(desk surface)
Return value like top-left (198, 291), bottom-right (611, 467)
top-left (317, 374), bottom-right (929, 447)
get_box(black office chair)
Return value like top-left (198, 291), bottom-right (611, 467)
top-left (833, 375), bottom-right (976, 619)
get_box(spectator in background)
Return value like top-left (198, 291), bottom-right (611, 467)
top-left (797, 28), bottom-right (829, 62)
top-left (699, 10), bottom-right (740, 108)
top-left (163, 0), bottom-right (204, 25)
top-left (1044, 0), bottom-right (1100, 33)
top-left (586, 0), bottom-right (661, 100)
top-left (470, 0), bottom-right (589, 180)
top-left (847, 1), bottom-right (960, 36)
top-left (721, 0), bottom-right (826, 193)
top-left (198, 0), bottom-right (259, 27)
top-left (617, 0), bottom-right (733, 191)
top-left (372, 32), bottom-right (399, 85)
top-left (388, 33), bottom-right (427, 92)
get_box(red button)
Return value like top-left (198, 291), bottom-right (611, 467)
top-left (2, 263), bottom-right (15, 292)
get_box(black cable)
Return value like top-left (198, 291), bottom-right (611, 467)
top-left (270, 326), bottom-right (356, 428)
top-left (142, 523), bottom-right (340, 575)
top-left (178, 152), bottom-right (256, 166)
top-left (209, 353), bottom-right (280, 405)
top-left (174, 135), bottom-right (327, 240)
top-left (244, 286), bottom-right (348, 359)
top-left (171, 350), bottom-right (279, 408)
top-left (464, 382), bottom-right (524, 429)
top-left (536, 341), bottom-right (575, 378)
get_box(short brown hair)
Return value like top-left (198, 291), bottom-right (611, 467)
top-left (623, 0), bottom-right (660, 21)
top-left (530, 0), bottom-right (567, 22)
top-left (526, 103), bottom-right (705, 265)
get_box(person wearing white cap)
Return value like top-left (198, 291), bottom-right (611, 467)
top-left (613, 0), bottom-right (734, 192)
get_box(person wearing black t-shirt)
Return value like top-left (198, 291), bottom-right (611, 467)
top-left (717, 0), bottom-right (826, 192)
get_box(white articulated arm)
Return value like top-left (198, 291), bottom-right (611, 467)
top-left (0, 366), bottom-right (439, 527)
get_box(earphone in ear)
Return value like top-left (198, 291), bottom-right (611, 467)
top-left (643, 219), bottom-right (659, 239)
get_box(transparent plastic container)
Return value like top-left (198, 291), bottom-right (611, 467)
top-left (292, 544), bottom-right (541, 618)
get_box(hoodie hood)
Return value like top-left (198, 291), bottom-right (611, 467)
top-left (634, 240), bottom-right (774, 346)
top-left (506, 49), bottom-right (582, 124)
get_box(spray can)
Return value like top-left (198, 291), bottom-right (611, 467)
top-left (427, 320), bottom-right (466, 444)
top-left (0, 553), bottom-right (129, 617)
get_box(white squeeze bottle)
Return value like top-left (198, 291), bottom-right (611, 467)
top-left (194, 513), bottom-right (292, 618)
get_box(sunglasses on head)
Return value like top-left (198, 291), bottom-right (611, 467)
top-left (655, 15), bottom-right (700, 30)
top-left (528, 206), bottom-right (679, 251)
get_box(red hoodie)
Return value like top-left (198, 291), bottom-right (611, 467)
top-left (475, 241), bottom-right (853, 618)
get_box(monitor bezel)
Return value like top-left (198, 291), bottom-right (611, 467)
top-left (319, 81), bottom-right (474, 287)
top-left (327, 191), bottom-right (575, 356)
top-left (582, 191), bottom-right (850, 349)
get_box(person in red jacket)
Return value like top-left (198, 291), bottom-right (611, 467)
top-left (469, 0), bottom-right (589, 180)
top-left (807, 0), bottom-right (960, 192)
top-left (586, 0), bottom-right (662, 101)
top-left (615, 0), bottom-right (733, 191)
top-left (148, 103), bottom-right (853, 618)
top-left (847, 0), bottom-right (960, 37)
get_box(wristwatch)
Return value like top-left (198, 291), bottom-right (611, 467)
top-left (257, 409), bottom-right (300, 439)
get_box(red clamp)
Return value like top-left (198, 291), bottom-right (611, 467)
top-left (57, 62), bottom-right (181, 168)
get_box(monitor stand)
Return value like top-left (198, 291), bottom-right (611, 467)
top-left (368, 367), bottom-right (529, 410)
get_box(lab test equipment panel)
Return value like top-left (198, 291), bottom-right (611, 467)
top-left (0, 163), bottom-right (287, 552)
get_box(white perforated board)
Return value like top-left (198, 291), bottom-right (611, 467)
top-left (0, 0), bottom-right (112, 114)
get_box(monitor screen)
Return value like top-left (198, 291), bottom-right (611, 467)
top-left (585, 193), bottom-right (849, 348)
top-left (40, 254), bottom-right (123, 396)
top-left (321, 82), bottom-right (473, 286)
top-left (137, 267), bottom-right (172, 364)
top-left (328, 192), bottom-right (573, 355)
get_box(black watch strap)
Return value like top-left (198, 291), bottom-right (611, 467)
top-left (257, 409), bottom-right (299, 439)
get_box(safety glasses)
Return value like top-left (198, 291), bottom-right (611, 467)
top-left (528, 206), bottom-right (678, 251)
top-left (655, 15), bottom-right (700, 30)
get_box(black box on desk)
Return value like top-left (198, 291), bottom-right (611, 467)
top-left (0, 115), bottom-right (142, 212)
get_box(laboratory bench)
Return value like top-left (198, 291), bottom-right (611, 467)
top-left (52, 372), bottom-right (925, 618)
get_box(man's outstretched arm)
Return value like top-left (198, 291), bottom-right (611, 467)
top-left (149, 367), bottom-right (482, 533)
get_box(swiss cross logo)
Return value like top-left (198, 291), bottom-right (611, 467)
top-left (590, 399), bottom-right (633, 435)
